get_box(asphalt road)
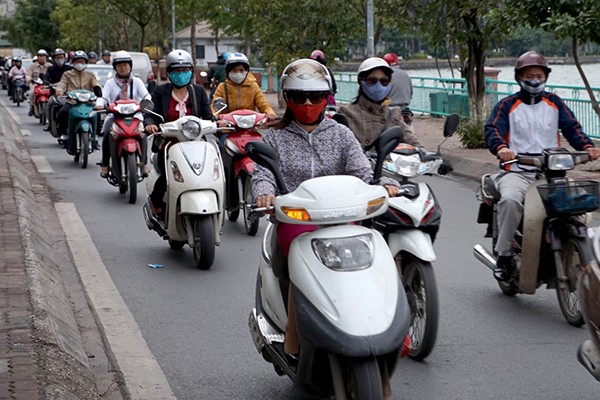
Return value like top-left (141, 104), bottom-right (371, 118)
top-left (11, 97), bottom-right (599, 400)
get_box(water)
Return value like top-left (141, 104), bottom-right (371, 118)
top-left (405, 63), bottom-right (600, 88)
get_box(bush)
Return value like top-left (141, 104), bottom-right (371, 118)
top-left (457, 118), bottom-right (486, 149)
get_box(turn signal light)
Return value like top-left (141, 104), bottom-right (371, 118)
top-left (281, 207), bottom-right (311, 221)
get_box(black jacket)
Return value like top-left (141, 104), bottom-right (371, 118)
top-left (144, 83), bottom-right (213, 126)
top-left (46, 64), bottom-right (72, 84)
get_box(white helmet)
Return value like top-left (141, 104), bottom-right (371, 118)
top-left (280, 58), bottom-right (332, 92)
top-left (165, 49), bottom-right (193, 71)
top-left (358, 57), bottom-right (393, 76)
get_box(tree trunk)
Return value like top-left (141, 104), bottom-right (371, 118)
top-left (572, 36), bottom-right (600, 117)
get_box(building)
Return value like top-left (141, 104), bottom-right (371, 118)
top-left (174, 21), bottom-right (243, 65)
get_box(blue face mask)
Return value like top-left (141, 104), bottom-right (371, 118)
top-left (168, 70), bottom-right (193, 87)
top-left (360, 80), bottom-right (392, 102)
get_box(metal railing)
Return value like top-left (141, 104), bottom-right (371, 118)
top-left (333, 72), bottom-right (600, 138)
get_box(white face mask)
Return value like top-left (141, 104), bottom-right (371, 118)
top-left (73, 63), bottom-right (87, 72)
top-left (229, 71), bottom-right (247, 84)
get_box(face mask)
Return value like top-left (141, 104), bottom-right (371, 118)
top-left (286, 98), bottom-right (327, 125)
top-left (229, 71), bottom-right (247, 84)
top-left (55, 58), bottom-right (65, 67)
top-left (360, 80), bottom-right (392, 102)
top-left (73, 63), bottom-right (87, 72)
top-left (519, 79), bottom-right (546, 96)
top-left (168, 70), bottom-right (193, 88)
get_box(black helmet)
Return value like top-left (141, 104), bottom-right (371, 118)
top-left (54, 48), bottom-right (66, 57)
top-left (88, 51), bottom-right (98, 60)
top-left (101, 49), bottom-right (111, 57)
top-left (72, 50), bottom-right (89, 63)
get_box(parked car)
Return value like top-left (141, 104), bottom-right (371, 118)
top-left (112, 51), bottom-right (155, 92)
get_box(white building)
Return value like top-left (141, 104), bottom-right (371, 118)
top-left (174, 21), bottom-right (243, 65)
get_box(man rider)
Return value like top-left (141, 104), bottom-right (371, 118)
top-left (97, 50), bottom-right (112, 65)
top-left (44, 48), bottom-right (72, 131)
top-left (55, 50), bottom-right (102, 147)
top-left (26, 49), bottom-right (49, 116)
top-left (484, 50), bottom-right (600, 281)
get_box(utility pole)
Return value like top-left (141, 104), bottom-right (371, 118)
top-left (366, 0), bottom-right (374, 57)
top-left (171, 0), bottom-right (176, 50)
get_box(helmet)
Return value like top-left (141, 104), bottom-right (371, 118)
top-left (514, 51), bottom-right (551, 80)
top-left (88, 51), bottom-right (98, 60)
top-left (36, 49), bottom-right (48, 56)
top-left (101, 49), bottom-right (111, 57)
top-left (112, 50), bottom-right (132, 69)
top-left (222, 52), bottom-right (231, 61)
top-left (13, 57), bottom-right (21, 64)
top-left (225, 52), bottom-right (249, 73)
top-left (54, 48), bottom-right (66, 57)
top-left (280, 58), bottom-right (332, 92)
top-left (165, 49), bottom-right (193, 71)
top-left (32, 56), bottom-right (37, 62)
top-left (383, 53), bottom-right (399, 67)
top-left (72, 50), bottom-right (89, 63)
top-left (358, 57), bottom-right (393, 77)
top-left (309, 50), bottom-right (325, 63)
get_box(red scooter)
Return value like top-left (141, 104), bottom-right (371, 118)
top-left (32, 77), bottom-right (51, 125)
top-left (219, 109), bottom-right (267, 236)
top-left (101, 99), bottom-right (149, 204)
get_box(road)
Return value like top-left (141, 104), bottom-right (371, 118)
top-left (10, 98), bottom-right (599, 400)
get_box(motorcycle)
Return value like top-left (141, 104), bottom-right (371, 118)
top-left (100, 99), bottom-right (150, 204)
top-left (32, 77), bottom-right (51, 125)
top-left (473, 148), bottom-right (599, 326)
top-left (247, 128), bottom-right (412, 399)
top-left (61, 89), bottom-right (99, 169)
top-left (365, 113), bottom-right (459, 361)
top-left (11, 74), bottom-right (26, 107)
top-left (142, 114), bottom-right (226, 270)
top-left (577, 226), bottom-right (600, 382)
top-left (219, 107), bottom-right (266, 236)
top-left (47, 89), bottom-right (64, 138)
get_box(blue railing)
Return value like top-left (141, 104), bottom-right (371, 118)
top-left (332, 72), bottom-right (600, 138)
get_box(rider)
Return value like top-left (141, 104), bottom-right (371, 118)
top-left (87, 51), bottom-right (98, 64)
top-left (7, 57), bottom-right (26, 99)
top-left (97, 50), bottom-right (112, 65)
top-left (309, 49), bottom-right (337, 106)
top-left (96, 51), bottom-right (151, 178)
top-left (26, 49), bottom-right (49, 116)
top-left (484, 50), bottom-right (600, 281)
top-left (210, 52), bottom-right (277, 121)
top-left (55, 50), bottom-right (103, 146)
top-left (253, 58), bottom-right (401, 357)
top-left (206, 52), bottom-right (226, 101)
top-left (144, 49), bottom-right (213, 218)
top-left (337, 57), bottom-right (420, 149)
top-left (383, 52), bottom-right (414, 124)
top-left (44, 48), bottom-right (72, 131)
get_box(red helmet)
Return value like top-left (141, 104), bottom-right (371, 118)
top-left (383, 53), bottom-right (399, 66)
top-left (310, 50), bottom-right (325, 63)
top-left (514, 51), bottom-right (551, 80)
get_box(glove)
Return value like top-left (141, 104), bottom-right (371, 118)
top-left (438, 159), bottom-right (453, 175)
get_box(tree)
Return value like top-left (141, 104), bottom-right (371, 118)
top-left (496, 0), bottom-right (600, 117)
top-left (104, 0), bottom-right (157, 51)
top-left (3, 0), bottom-right (60, 52)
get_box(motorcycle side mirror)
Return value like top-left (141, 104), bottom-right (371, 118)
top-left (371, 126), bottom-right (404, 183)
top-left (444, 113), bottom-right (460, 138)
top-left (245, 141), bottom-right (288, 195)
top-left (140, 98), bottom-right (154, 111)
top-left (213, 97), bottom-right (228, 115)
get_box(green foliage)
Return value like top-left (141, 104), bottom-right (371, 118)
top-left (51, 0), bottom-right (97, 50)
top-left (503, 27), bottom-right (571, 57)
top-left (7, 0), bottom-right (60, 52)
top-left (456, 118), bottom-right (486, 149)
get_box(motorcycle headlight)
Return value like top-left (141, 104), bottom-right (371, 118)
top-left (182, 120), bottom-right (202, 140)
top-left (547, 153), bottom-right (574, 171)
top-left (393, 153), bottom-right (421, 177)
top-left (311, 233), bottom-right (374, 271)
top-left (233, 114), bottom-right (257, 129)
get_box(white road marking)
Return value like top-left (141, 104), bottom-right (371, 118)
top-left (30, 155), bottom-right (53, 173)
top-left (55, 202), bottom-right (176, 400)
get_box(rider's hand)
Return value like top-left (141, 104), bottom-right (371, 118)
top-left (94, 105), bottom-right (104, 110)
top-left (267, 112), bottom-right (278, 121)
top-left (586, 147), bottom-right (600, 161)
top-left (384, 184), bottom-right (400, 197)
top-left (146, 124), bottom-right (159, 134)
top-left (256, 194), bottom-right (276, 211)
top-left (216, 119), bottom-right (229, 128)
top-left (497, 147), bottom-right (515, 162)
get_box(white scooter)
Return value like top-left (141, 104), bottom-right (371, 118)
top-left (142, 111), bottom-right (226, 270)
top-left (247, 130), bottom-right (411, 399)
top-left (366, 114), bottom-right (459, 361)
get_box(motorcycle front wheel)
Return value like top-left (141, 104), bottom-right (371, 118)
top-left (80, 132), bottom-right (89, 169)
top-left (335, 356), bottom-right (384, 400)
top-left (14, 88), bottom-right (21, 106)
top-left (243, 174), bottom-right (259, 236)
top-left (192, 216), bottom-right (215, 270)
top-left (39, 102), bottom-right (47, 125)
top-left (127, 152), bottom-right (137, 204)
top-left (400, 254), bottom-right (439, 361)
top-left (556, 237), bottom-right (586, 327)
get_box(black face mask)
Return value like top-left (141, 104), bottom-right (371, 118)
top-left (519, 79), bottom-right (546, 96)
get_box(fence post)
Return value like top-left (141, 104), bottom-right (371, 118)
top-left (484, 67), bottom-right (501, 114)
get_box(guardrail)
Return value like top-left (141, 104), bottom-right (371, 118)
top-left (333, 72), bottom-right (600, 138)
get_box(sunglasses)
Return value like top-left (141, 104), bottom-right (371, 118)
top-left (362, 77), bottom-right (391, 87)
top-left (286, 91), bottom-right (328, 105)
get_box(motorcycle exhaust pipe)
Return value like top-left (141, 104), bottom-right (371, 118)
top-left (474, 244), bottom-right (496, 271)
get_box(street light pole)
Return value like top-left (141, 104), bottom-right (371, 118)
top-left (171, 0), bottom-right (176, 50)
top-left (366, 0), bottom-right (374, 57)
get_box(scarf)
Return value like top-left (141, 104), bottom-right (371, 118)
top-left (115, 75), bottom-right (131, 100)
top-left (172, 90), bottom-right (189, 118)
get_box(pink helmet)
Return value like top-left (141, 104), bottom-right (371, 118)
top-left (310, 50), bottom-right (325, 63)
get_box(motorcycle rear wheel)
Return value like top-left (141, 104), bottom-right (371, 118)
top-left (556, 237), bottom-right (585, 327)
top-left (193, 216), bottom-right (215, 270)
top-left (243, 174), bottom-right (259, 236)
top-left (400, 254), bottom-right (439, 361)
top-left (127, 152), bottom-right (137, 204)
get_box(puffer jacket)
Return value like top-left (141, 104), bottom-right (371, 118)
top-left (55, 69), bottom-right (101, 96)
top-left (338, 95), bottom-right (420, 149)
top-left (211, 72), bottom-right (275, 116)
top-left (252, 118), bottom-right (398, 199)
